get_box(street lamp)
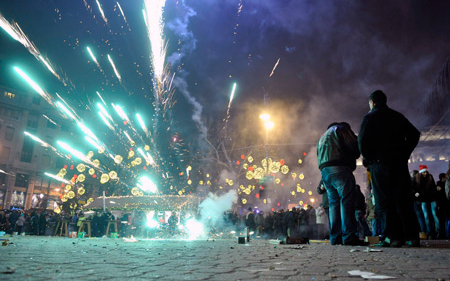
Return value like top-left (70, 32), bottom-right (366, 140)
top-left (260, 114), bottom-right (274, 174)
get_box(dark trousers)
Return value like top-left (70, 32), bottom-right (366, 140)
top-left (370, 162), bottom-right (419, 242)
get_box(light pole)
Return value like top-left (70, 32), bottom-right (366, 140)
top-left (259, 114), bottom-right (274, 175)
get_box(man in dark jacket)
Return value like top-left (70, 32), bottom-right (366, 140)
top-left (358, 90), bottom-right (420, 247)
top-left (317, 122), bottom-right (362, 245)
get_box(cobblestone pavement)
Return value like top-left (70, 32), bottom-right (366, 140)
top-left (0, 236), bottom-right (449, 281)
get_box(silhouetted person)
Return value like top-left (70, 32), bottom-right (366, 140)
top-left (358, 90), bottom-right (420, 247)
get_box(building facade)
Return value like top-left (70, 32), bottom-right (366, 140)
top-left (0, 85), bottom-right (75, 210)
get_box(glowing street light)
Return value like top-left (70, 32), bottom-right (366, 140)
top-left (259, 113), bottom-right (271, 122)
top-left (260, 113), bottom-right (274, 175)
top-left (264, 121), bottom-right (274, 130)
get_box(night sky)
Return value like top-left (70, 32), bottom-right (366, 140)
top-left (1, 0), bottom-right (449, 173)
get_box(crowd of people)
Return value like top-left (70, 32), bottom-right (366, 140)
top-left (317, 90), bottom-right (450, 247)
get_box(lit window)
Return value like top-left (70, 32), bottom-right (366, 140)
top-left (4, 91), bottom-right (15, 99)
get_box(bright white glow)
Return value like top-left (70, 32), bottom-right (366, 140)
top-left (43, 115), bottom-right (57, 126)
top-left (112, 104), bottom-right (129, 121)
top-left (85, 136), bottom-right (103, 151)
top-left (24, 131), bottom-right (49, 147)
top-left (146, 218), bottom-right (158, 228)
top-left (97, 103), bottom-right (113, 122)
top-left (123, 131), bottom-right (133, 143)
top-left (13, 67), bottom-right (50, 102)
top-left (107, 54), bottom-right (122, 83)
top-left (96, 91), bottom-right (107, 106)
top-left (146, 152), bottom-right (155, 166)
top-left (136, 113), bottom-right (148, 132)
top-left (44, 172), bottom-right (71, 184)
top-left (264, 121), bottom-right (274, 130)
top-left (116, 2), bottom-right (127, 22)
top-left (137, 176), bottom-right (158, 193)
top-left (0, 169), bottom-right (7, 174)
top-left (57, 141), bottom-right (88, 162)
top-left (78, 123), bottom-right (99, 142)
top-left (143, 0), bottom-right (166, 82)
top-left (98, 111), bottom-right (114, 130)
top-left (86, 47), bottom-right (98, 64)
top-left (0, 15), bottom-right (20, 41)
top-left (228, 83), bottom-right (237, 107)
top-left (95, 0), bottom-right (108, 23)
top-left (38, 55), bottom-right (59, 79)
top-left (56, 101), bottom-right (77, 120)
top-left (259, 113), bottom-right (271, 122)
top-left (185, 219), bottom-right (204, 240)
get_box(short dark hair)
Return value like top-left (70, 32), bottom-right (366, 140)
top-left (439, 173), bottom-right (447, 181)
top-left (369, 90), bottom-right (387, 105)
top-left (327, 122), bottom-right (340, 129)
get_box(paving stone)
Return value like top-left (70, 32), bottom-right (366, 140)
top-left (0, 236), bottom-right (449, 280)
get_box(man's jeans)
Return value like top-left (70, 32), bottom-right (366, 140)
top-left (321, 166), bottom-right (358, 245)
top-left (421, 201), bottom-right (440, 236)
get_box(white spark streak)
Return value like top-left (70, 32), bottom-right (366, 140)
top-left (98, 111), bottom-right (115, 130)
top-left (117, 2), bottom-right (127, 22)
top-left (44, 172), bottom-right (71, 184)
top-left (107, 54), bottom-right (122, 83)
top-left (269, 58), bottom-right (280, 77)
top-left (96, 0), bottom-right (108, 23)
top-left (85, 136), bottom-right (103, 151)
top-left (143, 0), bottom-right (166, 82)
top-left (96, 91), bottom-right (107, 106)
top-left (112, 103), bottom-right (129, 121)
top-left (87, 47), bottom-right (101, 70)
top-left (13, 66), bottom-right (53, 105)
top-left (24, 131), bottom-right (50, 147)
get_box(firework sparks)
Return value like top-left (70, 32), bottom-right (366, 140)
top-left (78, 123), bottom-right (99, 142)
top-left (136, 113), bottom-right (148, 134)
top-left (107, 54), bottom-right (122, 83)
top-left (43, 115), bottom-right (57, 126)
top-left (57, 141), bottom-right (97, 167)
top-left (85, 136), bottom-right (104, 151)
top-left (13, 66), bottom-right (54, 105)
top-left (143, 0), bottom-right (166, 82)
top-left (44, 172), bottom-right (72, 185)
top-left (87, 47), bottom-right (102, 71)
top-left (1, 14), bottom-right (66, 84)
top-left (116, 1), bottom-right (127, 22)
top-left (97, 103), bottom-right (114, 122)
top-left (137, 176), bottom-right (158, 193)
top-left (112, 103), bottom-right (129, 122)
top-left (123, 131), bottom-right (134, 143)
top-left (56, 101), bottom-right (77, 121)
top-left (24, 131), bottom-right (50, 148)
top-left (98, 111), bottom-right (115, 131)
top-left (95, 0), bottom-right (108, 23)
top-left (227, 82), bottom-right (237, 109)
top-left (269, 58), bottom-right (281, 77)
top-left (96, 91), bottom-right (107, 106)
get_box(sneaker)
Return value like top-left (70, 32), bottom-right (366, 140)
top-left (373, 241), bottom-right (391, 247)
